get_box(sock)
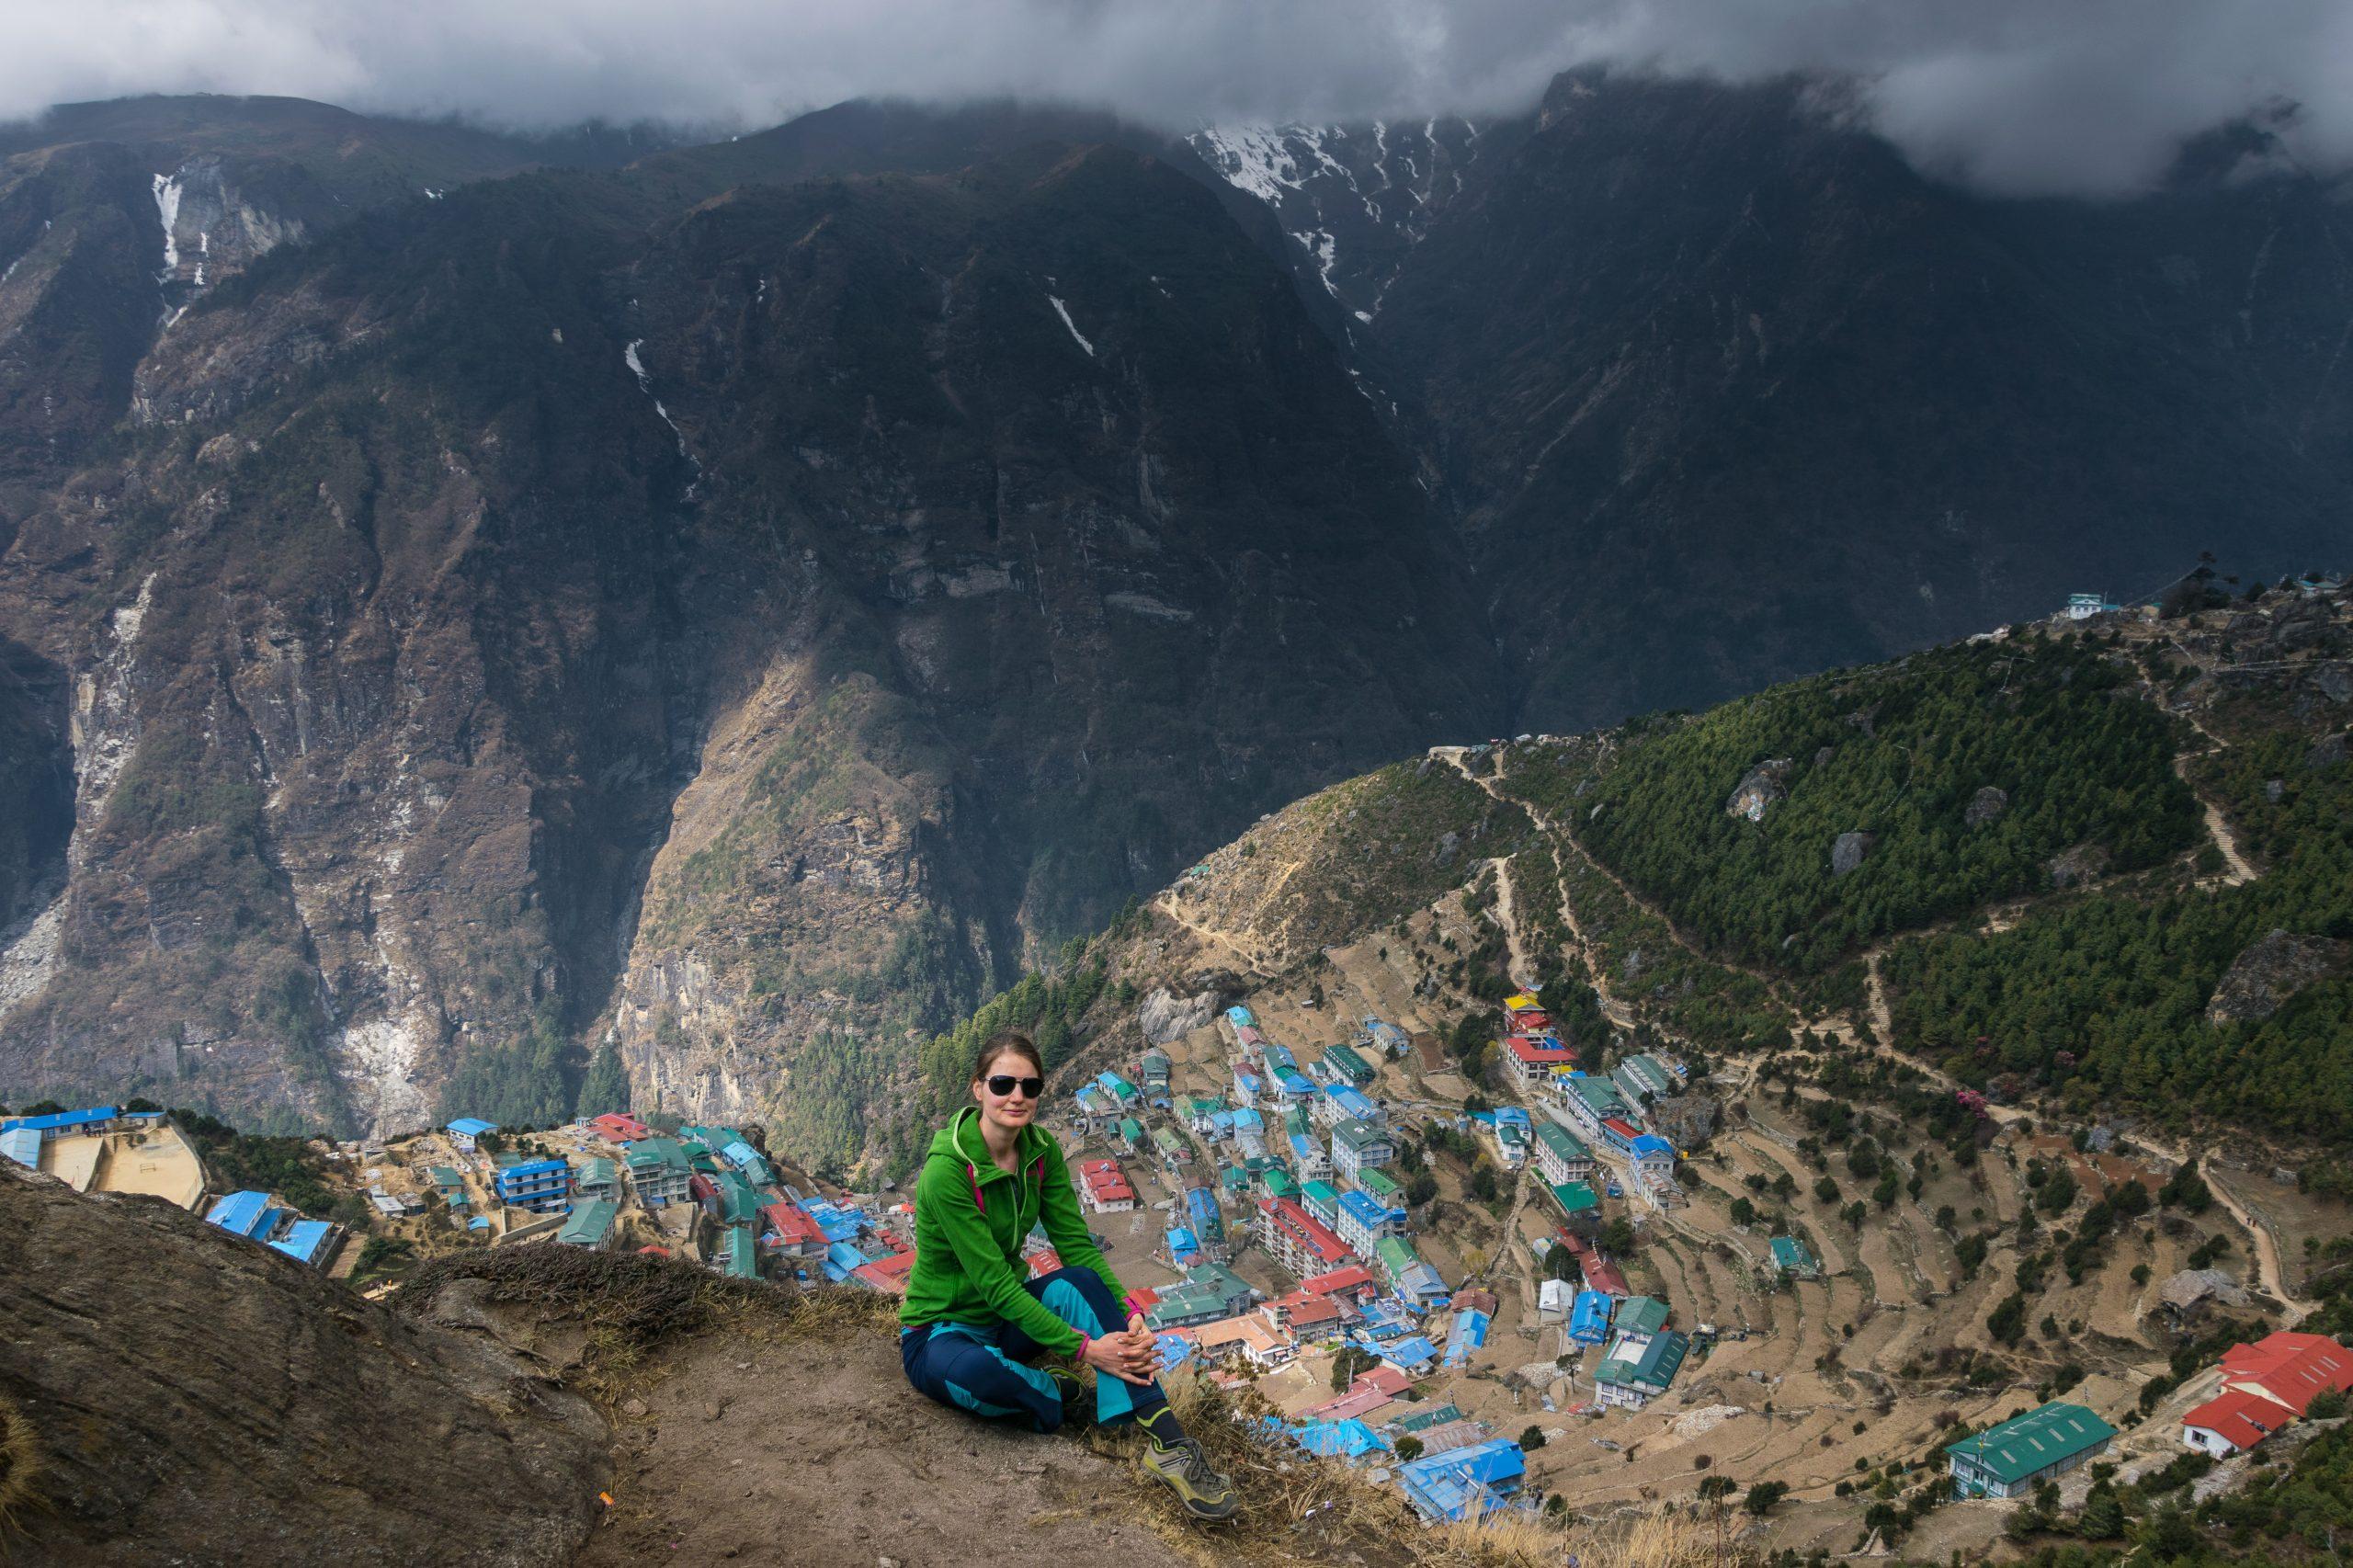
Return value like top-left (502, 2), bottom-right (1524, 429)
top-left (1140, 1405), bottom-right (1187, 1449)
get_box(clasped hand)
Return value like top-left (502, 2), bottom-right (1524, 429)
top-left (1080, 1312), bottom-right (1162, 1385)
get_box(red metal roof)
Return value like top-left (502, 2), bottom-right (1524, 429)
top-left (1027, 1248), bottom-right (1064, 1278)
top-left (1267, 1290), bottom-right (1342, 1327)
top-left (760, 1200), bottom-right (825, 1249)
top-left (2183, 1388), bottom-right (2297, 1449)
top-left (1602, 1117), bottom-right (1642, 1140)
top-left (1353, 1365), bottom-right (1413, 1398)
top-left (1582, 1259), bottom-right (1630, 1296)
top-left (592, 1112), bottom-right (652, 1142)
top-left (1258, 1197), bottom-right (1349, 1266)
top-left (1301, 1263), bottom-right (1378, 1298)
top-left (1300, 1386), bottom-right (1392, 1423)
top-left (2221, 1332), bottom-right (2353, 1415)
top-left (1506, 1036), bottom-right (1575, 1064)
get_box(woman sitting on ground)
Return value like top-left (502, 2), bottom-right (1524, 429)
top-left (899, 1029), bottom-right (1238, 1523)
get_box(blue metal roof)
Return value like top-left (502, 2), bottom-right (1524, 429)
top-left (1384, 1335), bottom-right (1438, 1369)
top-left (0, 1128), bottom-right (40, 1167)
top-left (267, 1219), bottom-right (335, 1266)
top-left (1225, 1005), bottom-right (1256, 1027)
top-left (445, 1118), bottom-right (497, 1137)
top-left (205, 1190), bottom-right (277, 1239)
top-left (1, 1106), bottom-right (115, 1134)
top-left (1631, 1134), bottom-right (1675, 1156)
top-left (1400, 1438), bottom-right (1527, 1521)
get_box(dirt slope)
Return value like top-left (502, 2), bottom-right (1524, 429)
top-left (0, 1161), bottom-right (608, 1566)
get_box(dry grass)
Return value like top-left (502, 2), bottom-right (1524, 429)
top-left (1086, 1369), bottom-right (1754, 1568)
top-left (0, 1392), bottom-right (43, 1539)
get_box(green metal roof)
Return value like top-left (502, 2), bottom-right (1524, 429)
top-left (1376, 1235), bottom-right (1420, 1274)
top-left (1599, 1329), bottom-right (1688, 1392)
top-left (557, 1198), bottom-right (618, 1245)
top-left (426, 1165), bottom-right (466, 1187)
top-left (1944, 1403), bottom-right (2117, 1485)
top-left (1265, 1169), bottom-right (1299, 1199)
top-left (1614, 1295), bottom-right (1669, 1336)
top-left (722, 1225), bottom-right (759, 1279)
top-left (1568, 1076), bottom-right (1631, 1116)
top-left (1119, 1117), bottom-right (1143, 1143)
top-left (1534, 1121), bottom-right (1590, 1162)
top-left (1320, 1043), bottom-right (1373, 1081)
top-left (1334, 1119), bottom-right (1391, 1153)
top-left (578, 1156), bottom-right (616, 1186)
top-left (1221, 1165), bottom-right (1251, 1190)
top-left (1302, 1179), bottom-right (1341, 1213)
top-left (1392, 1403), bottom-right (1463, 1433)
top-left (1770, 1235), bottom-right (1816, 1271)
top-left (1186, 1262), bottom-right (1253, 1303)
top-left (625, 1138), bottom-right (690, 1173)
top-left (1356, 1168), bottom-right (1401, 1200)
top-left (1551, 1180), bottom-right (1599, 1216)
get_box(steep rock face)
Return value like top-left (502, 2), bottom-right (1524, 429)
top-left (0, 1161), bottom-right (606, 1564)
top-left (1199, 73), bottom-right (2353, 730)
top-left (2207, 929), bottom-right (2352, 1024)
top-left (0, 110), bottom-right (1502, 1153)
top-left (601, 150), bottom-right (1502, 1162)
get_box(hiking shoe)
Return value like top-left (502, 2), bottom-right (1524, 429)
top-left (1047, 1367), bottom-right (1096, 1426)
top-left (1142, 1436), bottom-right (1239, 1523)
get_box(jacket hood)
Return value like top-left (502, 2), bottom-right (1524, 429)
top-left (926, 1108), bottom-right (1044, 1186)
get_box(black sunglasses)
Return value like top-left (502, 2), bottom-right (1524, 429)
top-left (984, 1074), bottom-right (1045, 1098)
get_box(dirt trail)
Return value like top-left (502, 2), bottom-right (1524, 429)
top-left (581, 1308), bottom-right (1194, 1568)
top-left (2177, 748), bottom-right (2259, 887)
top-left (1152, 890), bottom-right (1272, 977)
top-left (1486, 854), bottom-right (1535, 991)
top-left (2124, 1130), bottom-right (2312, 1322)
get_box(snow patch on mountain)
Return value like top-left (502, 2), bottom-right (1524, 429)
top-left (152, 172), bottom-right (183, 280)
top-left (1047, 294), bottom-right (1095, 357)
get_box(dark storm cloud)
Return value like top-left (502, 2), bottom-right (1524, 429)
top-left (10, 0), bottom-right (2350, 195)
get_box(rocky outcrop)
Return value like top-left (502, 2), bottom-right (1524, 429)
top-left (2156, 1267), bottom-right (2251, 1313)
top-left (1137, 984), bottom-right (1220, 1045)
top-left (2207, 929), bottom-right (2352, 1024)
top-left (1726, 758), bottom-right (1793, 823)
top-left (0, 1160), bottom-right (607, 1565)
top-left (2047, 844), bottom-right (2109, 889)
top-left (1649, 1092), bottom-right (1721, 1150)
top-left (1831, 830), bottom-right (1874, 876)
top-left (1964, 786), bottom-right (2010, 828)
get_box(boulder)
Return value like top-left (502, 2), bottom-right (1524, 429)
top-left (1831, 831), bottom-right (1875, 877)
top-left (1726, 758), bottom-right (1793, 823)
top-left (2207, 929), bottom-right (2352, 1024)
top-left (1964, 785), bottom-right (2010, 828)
top-left (2157, 1268), bottom-right (2251, 1313)
top-left (2047, 844), bottom-right (2109, 889)
top-left (2307, 732), bottom-right (2348, 771)
top-left (2308, 662), bottom-right (2352, 705)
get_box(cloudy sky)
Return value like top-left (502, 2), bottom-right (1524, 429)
top-left (11, 0), bottom-right (2352, 196)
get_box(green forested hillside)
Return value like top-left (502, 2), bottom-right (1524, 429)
top-left (1885, 714), bottom-right (2353, 1134)
top-left (1523, 637), bottom-right (2199, 973)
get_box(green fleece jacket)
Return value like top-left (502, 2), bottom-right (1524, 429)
top-left (898, 1108), bottom-right (1131, 1357)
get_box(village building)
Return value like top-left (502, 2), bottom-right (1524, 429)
top-left (1336, 1188), bottom-right (1409, 1257)
top-left (1330, 1119), bottom-right (1394, 1181)
top-left (1629, 1133), bottom-right (1678, 1189)
top-left (1259, 1196), bottom-right (1351, 1277)
top-left (1301, 1179), bottom-right (1342, 1227)
top-left (1077, 1158), bottom-right (1136, 1213)
top-left (202, 1189), bottom-right (343, 1268)
top-left (1570, 1289), bottom-right (1615, 1344)
top-left (588, 1111), bottom-right (652, 1142)
top-left (1595, 1330), bottom-right (1688, 1408)
top-left (1226, 1004), bottom-right (1256, 1030)
top-left (1398, 1438), bottom-right (1526, 1523)
top-left (1315, 1084), bottom-right (1382, 1128)
top-left (761, 1199), bottom-right (828, 1260)
top-left (1946, 1403), bottom-right (2117, 1499)
top-left (445, 1118), bottom-right (497, 1153)
top-left (1533, 1119), bottom-right (1597, 1186)
top-left (1613, 1052), bottom-right (1678, 1106)
top-left (1376, 1234), bottom-right (1451, 1309)
top-left (1150, 1124), bottom-right (1189, 1171)
top-left (557, 1197), bottom-right (620, 1249)
top-left (574, 1156), bottom-right (619, 1202)
top-left (2217, 1332), bottom-right (2353, 1415)
top-left (1549, 1180), bottom-right (1602, 1236)
top-left (1506, 1036), bottom-right (1576, 1089)
top-left (1769, 1235), bottom-right (1820, 1278)
top-left (1188, 1313), bottom-right (1295, 1371)
top-left (1313, 1042), bottom-right (1377, 1089)
top-left (1301, 1263), bottom-right (1381, 1306)
top-left (1289, 1130), bottom-right (1334, 1181)
top-left (1581, 1256), bottom-right (1631, 1297)
top-left (2183, 1389), bottom-right (2298, 1457)
top-left (623, 1138), bottom-right (693, 1208)
top-left (1072, 1085), bottom-right (1117, 1133)
top-left (1233, 1067), bottom-right (1264, 1109)
top-left (1354, 1166), bottom-right (1404, 1205)
top-left (492, 1156), bottom-right (572, 1213)
top-left (1264, 1290), bottom-right (1346, 1338)
top-left (1185, 1187), bottom-right (1229, 1262)
top-left (1561, 1074), bottom-right (1634, 1138)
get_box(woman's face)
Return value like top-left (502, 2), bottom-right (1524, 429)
top-left (972, 1058), bottom-right (1042, 1133)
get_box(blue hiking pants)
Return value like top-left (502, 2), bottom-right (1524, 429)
top-left (901, 1265), bottom-right (1167, 1435)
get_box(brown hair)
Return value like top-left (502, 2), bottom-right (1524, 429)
top-left (973, 1030), bottom-right (1044, 1082)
